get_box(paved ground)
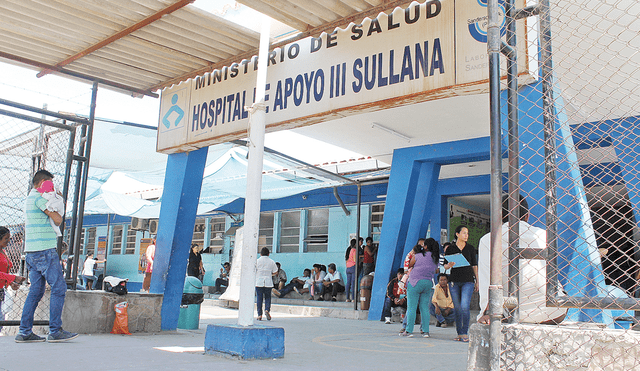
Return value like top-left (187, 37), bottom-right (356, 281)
top-left (0, 305), bottom-right (470, 371)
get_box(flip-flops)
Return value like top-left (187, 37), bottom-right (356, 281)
top-left (454, 335), bottom-right (470, 342)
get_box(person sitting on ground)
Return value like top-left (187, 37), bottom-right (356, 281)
top-left (382, 268), bottom-right (407, 324)
top-left (430, 273), bottom-right (455, 327)
top-left (477, 194), bottom-right (567, 325)
top-left (214, 262), bottom-right (231, 294)
top-left (272, 262), bottom-right (287, 290)
top-left (273, 268), bottom-right (312, 297)
top-left (310, 264), bottom-right (327, 299)
top-left (319, 263), bottom-right (345, 301)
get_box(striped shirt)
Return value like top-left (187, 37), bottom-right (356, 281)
top-left (24, 189), bottom-right (58, 252)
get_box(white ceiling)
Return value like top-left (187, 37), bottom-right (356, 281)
top-left (292, 93), bottom-right (491, 165)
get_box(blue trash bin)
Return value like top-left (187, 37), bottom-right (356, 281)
top-left (177, 276), bottom-right (204, 330)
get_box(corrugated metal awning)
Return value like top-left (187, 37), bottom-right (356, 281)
top-left (0, 0), bottom-right (408, 97)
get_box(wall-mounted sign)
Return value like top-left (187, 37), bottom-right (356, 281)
top-left (157, 0), bottom-right (528, 154)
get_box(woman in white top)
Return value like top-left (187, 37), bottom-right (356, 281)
top-left (255, 247), bottom-right (278, 321)
top-left (82, 253), bottom-right (104, 290)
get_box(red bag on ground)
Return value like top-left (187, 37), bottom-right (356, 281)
top-left (111, 301), bottom-right (131, 335)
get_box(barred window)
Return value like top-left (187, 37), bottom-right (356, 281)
top-left (193, 218), bottom-right (206, 247)
top-left (259, 212), bottom-right (274, 252)
top-left (207, 216), bottom-right (226, 254)
top-left (370, 203), bottom-right (385, 243)
top-left (86, 227), bottom-right (96, 256)
top-left (279, 211), bottom-right (300, 253)
top-left (124, 228), bottom-right (136, 254)
top-left (305, 209), bottom-right (328, 253)
top-left (111, 225), bottom-right (123, 255)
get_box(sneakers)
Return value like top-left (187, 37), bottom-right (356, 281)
top-left (399, 331), bottom-right (414, 337)
top-left (385, 317), bottom-right (392, 324)
top-left (317, 296), bottom-right (324, 301)
top-left (422, 333), bottom-right (430, 338)
top-left (399, 327), bottom-right (406, 333)
top-left (15, 333), bottom-right (46, 343)
top-left (436, 321), bottom-right (442, 327)
top-left (47, 330), bottom-right (79, 343)
top-left (331, 297), bottom-right (337, 302)
top-left (293, 286), bottom-right (300, 294)
top-left (265, 311), bottom-right (271, 321)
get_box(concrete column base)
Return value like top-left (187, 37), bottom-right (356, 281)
top-left (205, 324), bottom-right (284, 360)
top-left (468, 322), bottom-right (640, 370)
top-left (62, 290), bottom-right (163, 333)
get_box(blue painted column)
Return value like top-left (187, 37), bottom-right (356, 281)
top-left (151, 147), bottom-right (208, 330)
top-left (512, 83), bottom-right (606, 323)
top-left (610, 117), bottom-right (640, 225)
top-left (368, 140), bottom-right (490, 321)
top-left (404, 162), bottom-right (441, 249)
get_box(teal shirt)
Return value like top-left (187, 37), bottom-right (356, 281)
top-left (24, 189), bottom-right (58, 252)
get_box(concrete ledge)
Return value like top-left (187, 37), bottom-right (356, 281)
top-left (205, 324), bottom-right (284, 360)
top-left (62, 290), bottom-right (163, 334)
top-left (468, 322), bottom-right (640, 370)
top-left (203, 298), bottom-right (369, 320)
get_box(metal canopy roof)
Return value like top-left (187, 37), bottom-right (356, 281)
top-left (0, 0), bottom-right (407, 97)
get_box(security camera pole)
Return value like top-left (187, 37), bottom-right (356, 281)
top-left (237, 17), bottom-right (271, 327)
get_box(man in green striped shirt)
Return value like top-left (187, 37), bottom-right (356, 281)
top-left (15, 170), bottom-right (78, 343)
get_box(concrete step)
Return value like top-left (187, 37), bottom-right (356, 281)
top-left (203, 296), bottom-right (369, 320)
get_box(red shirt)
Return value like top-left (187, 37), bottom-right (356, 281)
top-left (0, 251), bottom-right (16, 289)
top-left (363, 246), bottom-right (374, 264)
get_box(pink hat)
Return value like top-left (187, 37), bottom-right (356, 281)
top-left (37, 180), bottom-right (55, 193)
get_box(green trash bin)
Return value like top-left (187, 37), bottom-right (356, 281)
top-left (177, 276), bottom-right (204, 330)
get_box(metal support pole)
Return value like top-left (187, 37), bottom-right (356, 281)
top-left (505, 0), bottom-right (521, 323)
top-left (58, 120), bottom-right (75, 257)
top-left (354, 182), bottom-right (361, 311)
top-left (237, 17), bottom-right (270, 327)
top-left (70, 82), bottom-right (98, 288)
top-left (67, 132), bottom-right (84, 284)
top-left (487, 0), bottom-right (504, 369)
top-left (539, 0), bottom-right (560, 301)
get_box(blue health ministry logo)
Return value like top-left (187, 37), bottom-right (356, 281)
top-left (160, 88), bottom-right (188, 132)
top-left (468, 0), bottom-right (506, 43)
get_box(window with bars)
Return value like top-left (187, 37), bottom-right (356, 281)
top-left (193, 218), bottom-right (206, 247)
top-left (111, 225), bottom-right (123, 255)
top-left (370, 203), bottom-right (385, 243)
top-left (305, 208), bottom-right (328, 252)
top-left (279, 210), bottom-right (300, 253)
top-left (125, 228), bottom-right (136, 254)
top-left (207, 216), bottom-right (226, 254)
top-left (79, 228), bottom-right (85, 251)
top-left (86, 227), bottom-right (96, 256)
top-left (259, 212), bottom-right (274, 252)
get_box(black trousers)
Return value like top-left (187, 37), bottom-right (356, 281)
top-left (320, 283), bottom-right (345, 298)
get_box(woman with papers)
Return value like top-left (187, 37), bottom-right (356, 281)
top-left (443, 225), bottom-right (478, 342)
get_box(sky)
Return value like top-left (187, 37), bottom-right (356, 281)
top-left (0, 0), bottom-right (362, 165)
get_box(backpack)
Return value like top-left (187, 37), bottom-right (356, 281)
top-left (104, 277), bottom-right (128, 296)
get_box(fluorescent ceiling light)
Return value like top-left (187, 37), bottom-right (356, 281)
top-left (371, 123), bottom-right (411, 142)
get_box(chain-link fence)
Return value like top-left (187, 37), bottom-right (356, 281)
top-left (478, 0), bottom-right (640, 369)
top-left (0, 99), bottom-right (85, 336)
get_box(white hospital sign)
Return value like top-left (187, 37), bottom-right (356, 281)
top-left (157, 0), bottom-right (528, 154)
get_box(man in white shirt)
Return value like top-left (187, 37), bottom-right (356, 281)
top-left (477, 195), bottom-right (566, 324)
top-left (319, 263), bottom-right (345, 301)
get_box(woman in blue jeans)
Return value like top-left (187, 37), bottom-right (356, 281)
top-left (400, 238), bottom-right (439, 338)
top-left (444, 225), bottom-right (478, 342)
top-left (344, 239), bottom-right (357, 302)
